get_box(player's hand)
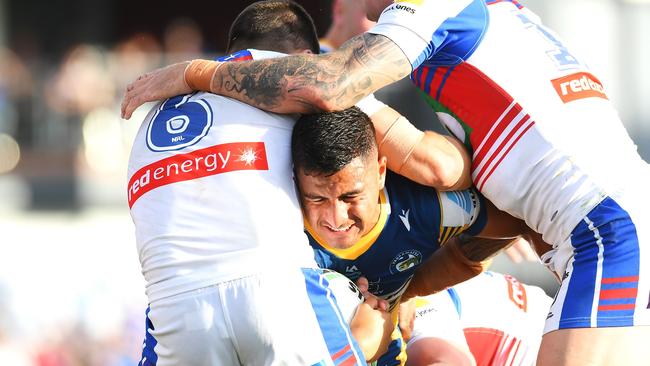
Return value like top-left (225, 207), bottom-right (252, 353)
top-left (398, 298), bottom-right (417, 342)
top-left (350, 282), bottom-right (393, 362)
top-left (356, 277), bottom-right (388, 311)
top-left (121, 61), bottom-right (192, 119)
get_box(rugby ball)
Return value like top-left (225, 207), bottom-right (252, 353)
top-left (323, 270), bottom-right (364, 323)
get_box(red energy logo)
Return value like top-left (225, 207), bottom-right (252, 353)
top-left (552, 72), bottom-right (608, 103)
top-left (505, 274), bottom-right (528, 312)
top-left (127, 142), bottom-right (268, 208)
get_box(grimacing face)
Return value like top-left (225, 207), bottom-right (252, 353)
top-left (297, 154), bottom-right (387, 249)
top-left (363, 0), bottom-right (394, 22)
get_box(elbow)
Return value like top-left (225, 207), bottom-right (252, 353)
top-left (436, 159), bottom-right (471, 191)
top-left (422, 162), bottom-right (465, 191)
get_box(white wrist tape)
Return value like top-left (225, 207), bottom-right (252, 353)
top-left (355, 94), bottom-right (387, 117)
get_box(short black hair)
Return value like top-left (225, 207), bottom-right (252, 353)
top-left (227, 1), bottom-right (320, 54)
top-left (292, 107), bottom-right (377, 176)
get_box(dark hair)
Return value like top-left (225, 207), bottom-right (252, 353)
top-left (292, 107), bottom-right (377, 176)
top-left (227, 1), bottom-right (320, 54)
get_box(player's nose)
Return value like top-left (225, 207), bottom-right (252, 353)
top-left (328, 200), bottom-right (351, 228)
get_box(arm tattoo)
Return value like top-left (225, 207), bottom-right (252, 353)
top-left (457, 235), bottom-right (519, 262)
top-left (212, 33), bottom-right (411, 113)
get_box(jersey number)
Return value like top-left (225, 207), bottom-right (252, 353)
top-left (517, 13), bottom-right (580, 70)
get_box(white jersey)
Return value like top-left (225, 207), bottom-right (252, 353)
top-left (409, 272), bottom-right (552, 366)
top-left (369, 0), bottom-right (650, 273)
top-left (127, 50), bottom-right (316, 303)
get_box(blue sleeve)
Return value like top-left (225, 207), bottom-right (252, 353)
top-left (368, 0), bottom-right (488, 68)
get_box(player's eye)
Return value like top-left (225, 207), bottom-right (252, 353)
top-left (341, 194), bottom-right (360, 202)
top-left (305, 196), bottom-right (326, 203)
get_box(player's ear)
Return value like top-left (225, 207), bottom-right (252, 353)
top-left (377, 155), bottom-right (387, 190)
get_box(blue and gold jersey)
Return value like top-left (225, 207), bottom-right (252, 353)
top-left (306, 172), bottom-right (487, 366)
top-left (306, 171), bottom-right (487, 309)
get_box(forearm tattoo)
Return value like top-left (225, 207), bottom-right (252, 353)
top-left (213, 33), bottom-right (411, 112)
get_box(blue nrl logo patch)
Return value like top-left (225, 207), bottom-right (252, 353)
top-left (390, 250), bottom-right (422, 274)
top-left (147, 94), bottom-right (213, 152)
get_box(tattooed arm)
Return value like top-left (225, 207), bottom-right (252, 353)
top-left (121, 33), bottom-right (411, 118)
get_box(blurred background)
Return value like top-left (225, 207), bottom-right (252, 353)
top-left (0, 0), bottom-right (648, 364)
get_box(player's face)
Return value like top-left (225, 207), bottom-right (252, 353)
top-left (363, 0), bottom-right (393, 21)
top-left (297, 154), bottom-right (387, 249)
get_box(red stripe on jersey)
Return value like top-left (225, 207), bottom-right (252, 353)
top-left (601, 276), bottom-right (639, 284)
top-left (331, 344), bottom-right (351, 361)
top-left (233, 54), bottom-right (253, 62)
top-left (476, 118), bottom-right (535, 190)
top-left (498, 336), bottom-right (519, 366)
top-left (418, 63), bottom-right (524, 156)
top-left (600, 288), bottom-right (638, 300)
top-left (598, 304), bottom-right (636, 311)
top-left (337, 355), bottom-right (358, 366)
top-left (415, 62), bottom-right (535, 188)
top-left (508, 339), bottom-right (522, 366)
top-left (463, 327), bottom-right (504, 365)
top-left (472, 103), bottom-right (521, 171)
top-left (429, 63), bottom-right (516, 150)
top-left (417, 67), bottom-right (431, 90)
top-left (472, 111), bottom-right (530, 183)
top-left (127, 142), bottom-right (268, 208)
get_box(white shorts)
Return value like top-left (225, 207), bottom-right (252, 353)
top-left (544, 196), bottom-right (650, 332)
top-left (138, 268), bottom-right (366, 366)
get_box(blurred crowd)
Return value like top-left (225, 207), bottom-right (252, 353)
top-left (0, 18), bottom-right (209, 210)
top-left (0, 17), bottom-right (212, 366)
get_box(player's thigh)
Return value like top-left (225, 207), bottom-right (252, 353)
top-left (225, 268), bottom-right (366, 366)
top-left (538, 326), bottom-right (650, 366)
top-left (140, 286), bottom-right (238, 366)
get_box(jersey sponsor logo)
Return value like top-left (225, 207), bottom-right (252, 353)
top-left (384, 3), bottom-right (417, 15)
top-left (552, 72), bottom-right (608, 103)
top-left (345, 265), bottom-right (359, 273)
top-left (416, 306), bottom-right (437, 318)
top-left (127, 142), bottom-right (268, 208)
top-left (399, 209), bottom-right (411, 232)
top-left (390, 250), bottom-right (422, 274)
top-left (345, 265), bottom-right (362, 278)
top-left (504, 274), bottom-right (528, 312)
